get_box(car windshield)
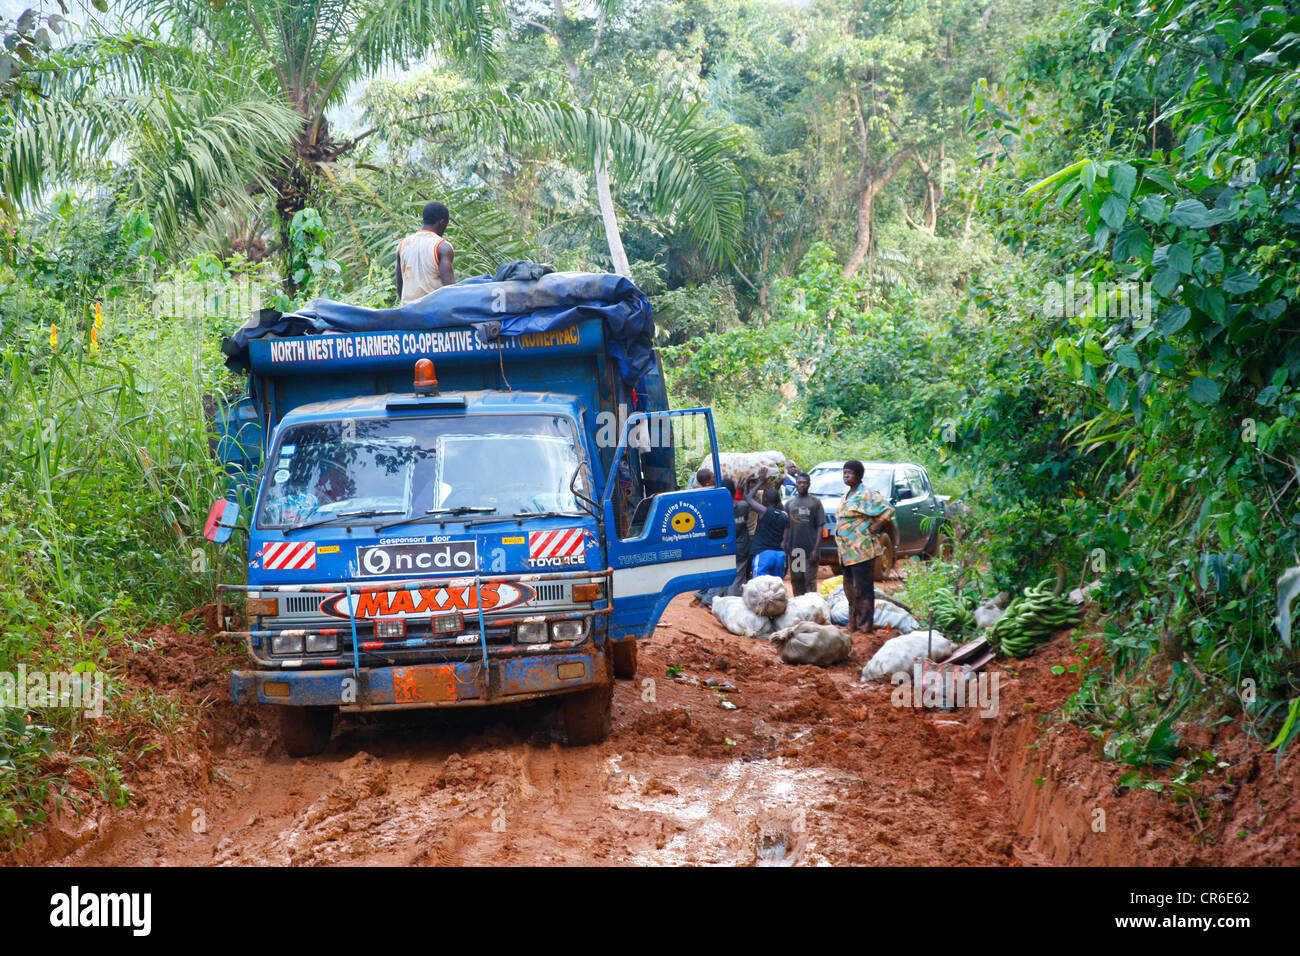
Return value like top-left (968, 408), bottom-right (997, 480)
top-left (808, 466), bottom-right (891, 500)
top-left (258, 414), bottom-right (586, 528)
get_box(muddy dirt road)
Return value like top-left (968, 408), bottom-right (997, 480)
top-left (13, 585), bottom-right (1297, 867)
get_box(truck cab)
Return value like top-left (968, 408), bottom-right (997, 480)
top-left (208, 275), bottom-right (736, 755)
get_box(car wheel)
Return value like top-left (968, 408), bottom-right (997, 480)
top-left (876, 533), bottom-right (896, 578)
top-left (922, 528), bottom-right (941, 559)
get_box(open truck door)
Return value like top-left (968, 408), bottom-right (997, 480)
top-left (601, 408), bottom-right (736, 644)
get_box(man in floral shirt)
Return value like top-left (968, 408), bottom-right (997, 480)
top-left (837, 460), bottom-right (894, 633)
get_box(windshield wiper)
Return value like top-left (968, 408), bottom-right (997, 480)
top-left (375, 506), bottom-right (496, 532)
top-left (462, 510), bottom-right (587, 527)
top-left (284, 508), bottom-right (404, 534)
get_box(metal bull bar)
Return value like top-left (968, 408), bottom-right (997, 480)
top-left (217, 568), bottom-right (613, 700)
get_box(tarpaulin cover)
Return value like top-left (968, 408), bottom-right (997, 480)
top-left (222, 271), bottom-right (655, 386)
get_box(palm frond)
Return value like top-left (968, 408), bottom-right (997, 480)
top-left (410, 86), bottom-right (745, 265)
top-left (1, 77), bottom-right (300, 246)
top-left (321, 161), bottom-right (530, 280)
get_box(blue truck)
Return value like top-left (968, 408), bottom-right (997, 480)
top-left (206, 272), bottom-right (737, 755)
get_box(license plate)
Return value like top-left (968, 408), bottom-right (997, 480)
top-left (392, 664), bottom-right (457, 704)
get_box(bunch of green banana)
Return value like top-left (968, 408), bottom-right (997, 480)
top-left (929, 587), bottom-right (976, 636)
top-left (986, 578), bottom-right (1080, 659)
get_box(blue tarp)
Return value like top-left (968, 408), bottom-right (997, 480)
top-left (222, 271), bottom-right (655, 387)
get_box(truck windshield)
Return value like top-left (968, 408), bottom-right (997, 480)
top-left (258, 414), bottom-right (586, 529)
top-left (808, 467), bottom-right (892, 499)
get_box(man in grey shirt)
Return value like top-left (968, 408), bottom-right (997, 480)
top-left (784, 472), bottom-right (826, 596)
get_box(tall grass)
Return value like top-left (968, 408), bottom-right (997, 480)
top-left (0, 308), bottom-right (235, 844)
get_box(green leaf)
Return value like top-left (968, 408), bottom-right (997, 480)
top-left (1188, 376), bottom-right (1221, 404)
top-left (1110, 162), bottom-right (1137, 199)
top-left (1196, 286), bottom-right (1226, 322)
top-left (1153, 266), bottom-right (1181, 297)
top-left (1222, 270), bottom-right (1260, 294)
top-left (1159, 308), bottom-right (1190, 338)
top-left (1167, 243), bottom-right (1193, 275)
top-left (1100, 193), bottom-right (1129, 229)
top-left (1169, 198), bottom-right (1232, 228)
top-left (1138, 195), bottom-right (1168, 223)
top-left (1113, 344), bottom-right (1141, 368)
top-left (1199, 245), bottom-right (1224, 273)
top-left (1113, 224), bottom-right (1152, 263)
top-left (1106, 375), bottom-right (1128, 410)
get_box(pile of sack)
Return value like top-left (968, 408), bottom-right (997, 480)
top-left (824, 581), bottom-right (920, 633)
top-left (710, 576), bottom-right (851, 667)
top-left (711, 575), bottom-right (831, 638)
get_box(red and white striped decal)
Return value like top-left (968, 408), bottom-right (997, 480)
top-left (528, 528), bottom-right (584, 560)
top-left (262, 541), bottom-right (317, 571)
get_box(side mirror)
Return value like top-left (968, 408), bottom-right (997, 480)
top-left (204, 499), bottom-right (240, 543)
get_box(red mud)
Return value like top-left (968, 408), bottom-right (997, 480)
top-left (7, 581), bottom-right (1296, 866)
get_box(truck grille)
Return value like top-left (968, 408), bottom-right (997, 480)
top-left (281, 595), bottom-right (321, 615)
top-left (533, 583), bottom-right (568, 603)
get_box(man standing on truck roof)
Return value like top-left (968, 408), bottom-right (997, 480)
top-left (396, 201), bottom-right (456, 305)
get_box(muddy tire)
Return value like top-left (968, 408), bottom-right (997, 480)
top-left (609, 637), bottom-right (638, 679)
top-left (922, 528), bottom-right (941, 559)
top-left (562, 654), bottom-right (613, 746)
top-left (876, 532), bottom-right (896, 578)
top-left (279, 705), bottom-right (335, 758)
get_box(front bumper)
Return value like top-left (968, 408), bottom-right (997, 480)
top-left (231, 647), bottom-right (604, 712)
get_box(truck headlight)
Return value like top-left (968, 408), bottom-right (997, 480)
top-left (517, 621), bottom-right (547, 643)
top-left (272, 633), bottom-right (304, 654)
top-left (306, 633), bottom-right (338, 653)
top-left (551, 621), bottom-right (585, 642)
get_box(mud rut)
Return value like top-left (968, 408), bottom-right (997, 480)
top-left (30, 591), bottom-right (1045, 867)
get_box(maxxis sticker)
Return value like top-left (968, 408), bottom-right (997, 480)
top-left (320, 582), bottom-right (535, 620)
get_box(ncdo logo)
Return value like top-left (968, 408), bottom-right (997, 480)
top-left (356, 541), bottom-right (477, 577)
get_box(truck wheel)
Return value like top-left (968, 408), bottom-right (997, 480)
top-left (610, 638), bottom-right (638, 679)
top-left (279, 705), bottom-right (335, 757)
top-left (562, 655), bottom-right (613, 746)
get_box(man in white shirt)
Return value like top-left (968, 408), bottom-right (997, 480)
top-left (396, 201), bottom-right (456, 304)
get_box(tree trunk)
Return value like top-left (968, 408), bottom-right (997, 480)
top-left (842, 147), bottom-right (913, 279)
top-left (595, 157), bottom-right (631, 277)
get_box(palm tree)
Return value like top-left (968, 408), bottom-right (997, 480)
top-left (2, 2), bottom-right (500, 286)
top-left (118, 0), bottom-right (501, 285)
top-left (1, 44), bottom-right (303, 245)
